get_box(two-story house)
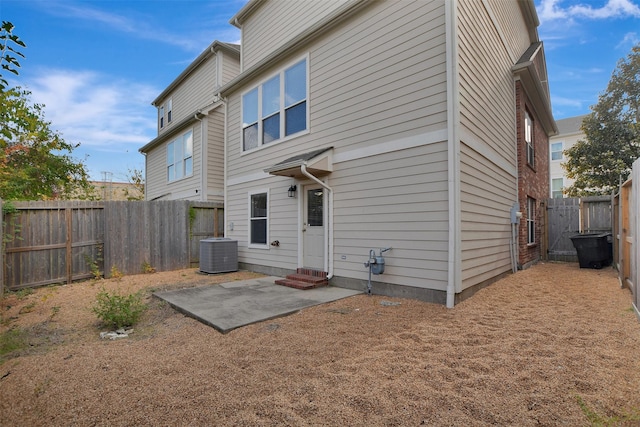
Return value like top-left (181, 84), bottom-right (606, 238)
top-left (549, 114), bottom-right (587, 198)
top-left (218, 0), bottom-right (556, 307)
top-left (140, 41), bottom-right (240, 201)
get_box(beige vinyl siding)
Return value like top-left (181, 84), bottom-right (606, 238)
top-left (485, 0), bottom-right (532, 61)
top-left (206, 109), bottom-right (225, 202)
top-left (457, 0), bottom-right (525, 290)
top-left (459, 143), bottom-right (514, 289)
top-left (227, 0), bottom-right (447, 181)
top-left (240, 0), bottom-right (346, 70)
top-left (158, 56), bottom-right (218, 136)
top-left (145, 125), bottom-right (201, 201)
top-left (331, 143), bottom-right (449, 290)
top-left (220, 51), bottom-right (241, 86)
top-left (226, 178), bottom-right (299, 270)
top-left (226, 1), bottom-right (450, 288)
top-left (457, 0), bottom-right (518, 167)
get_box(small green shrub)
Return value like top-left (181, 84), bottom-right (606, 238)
top-left (91, 288), bottom-right (147, 329)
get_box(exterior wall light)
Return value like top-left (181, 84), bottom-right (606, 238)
top-left (288, 184), bottom-right (297, 198)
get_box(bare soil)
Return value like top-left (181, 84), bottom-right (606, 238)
top-left (1, 262), bottom-right (639, 426)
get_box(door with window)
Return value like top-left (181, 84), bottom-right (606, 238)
top-left (303, 186), bottom-right (324, 270)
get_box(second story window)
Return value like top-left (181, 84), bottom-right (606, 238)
top-left (242, 57), bottom-right (308, 152)
top-left (167, 130), bottom-right (193, 182)
top-left (551, 142), bottom-right (563, 161)
top-left (525, 110), bottom-right (534, 167)
top-left (167, 99), bottom-right (173, 123)
top-left (159, 105), bottom-right (164, 129)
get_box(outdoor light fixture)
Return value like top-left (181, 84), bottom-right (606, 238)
top-left (288, 184), bottom-right (297, 198)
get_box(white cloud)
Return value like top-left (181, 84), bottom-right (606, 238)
top-left (25, 68), bottom-right (158, 151)
top-left (538, 0), bottom-right (640, 21)
top-left (552, 96), bottom-right (584, 108)
top-left (617, 31), bottom-right (640, 48)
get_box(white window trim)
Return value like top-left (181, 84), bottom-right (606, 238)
top-left (527, 197), bottom-right (536, 245)
top-left (525, 111), bottom-right (534, 167)
top-left (550, 141), bottom-right (563, 162)
top-left (159, 105), bottom-right (164, 129)
top-left (240, 54), bottom-right (309, 155)
top-left (167, 98), bottom-right (173, 124)
top-left (248, 188), bottom-right (270, 249)
top-left (167, 130), bottom-right (194, 183)
top-left (551, 178), bottom-right (564, 198)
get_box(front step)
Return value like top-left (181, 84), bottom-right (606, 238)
top-left (275, 268), bottom-right (328, 290)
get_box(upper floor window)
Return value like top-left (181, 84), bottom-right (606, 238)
top-left (167, 99), bottom-right (173, 123)
top-left (159, 105), bottom-right (164, 129)
top-left (167, 130), bottom-right (193, 182)
top-left (525, 111), bottom-right (534, 167)
top-left (551, 142), bottom-right (563, 161)
top-left (242, 57), bottom-right (308, 152)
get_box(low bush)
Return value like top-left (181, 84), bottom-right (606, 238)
top-left (91, 288), bottom-right (146, 329)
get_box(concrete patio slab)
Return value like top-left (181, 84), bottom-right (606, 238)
top-left (153, 276), bottom-right (362, 333)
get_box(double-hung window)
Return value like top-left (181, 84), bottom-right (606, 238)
top-left (249, 190), bottom-right (268, 247)
top-left (551, 178), bottom-right (563, 198)
top-left (159, 105), bottom-right (164, 129)
top-left (167, 130), bottom-right (193, 182)
top-left (167, 98), bottom-right (173, 123)
top-left (525, 111), bottom-right (534, 167)
top-left (527, 197), bottom-right (536, 244)
top-left (551, 142), bottom-right (563, 161)
top-left (242, 57), bottom-right (308, 151)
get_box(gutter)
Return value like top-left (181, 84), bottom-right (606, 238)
top-left (300, 164), bottom-right (334, 280)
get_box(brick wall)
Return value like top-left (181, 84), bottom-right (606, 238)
top-left (515, 81), bottom-right (550, 268)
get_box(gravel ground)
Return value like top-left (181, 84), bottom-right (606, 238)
top-left (1, 262), bottom-right (639, 426)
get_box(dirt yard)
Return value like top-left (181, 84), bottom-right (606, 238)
top-left (1, 262), bottom-right (639, 426)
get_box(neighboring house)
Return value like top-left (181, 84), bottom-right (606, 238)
top-left (92, 181), bottom-right (143, 201)
top-left (218, 0), bottom-right (557, 307)
top-left (139, 41), bottom-right (240, 201)
top-left (549, 114), bottom-right (588, 198)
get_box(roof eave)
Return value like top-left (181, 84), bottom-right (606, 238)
top-left (513, 63), bottom-right (558, 136)
top-left (152, 41), bottom-right (240, 107)
top-left (221, 0), bottom-right (369, 97)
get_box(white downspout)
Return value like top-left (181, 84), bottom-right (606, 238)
top-left (222, 98), bottom-right (228, 238)
top-left (300, 164), bottom-right (334, 279)
top-left (194, 112), bottom-right (205, 201)
top-left (445, 0), bottom-right (460, 308)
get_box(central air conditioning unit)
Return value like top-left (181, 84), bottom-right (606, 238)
top-left (199, 238), bottom-right (238, 274)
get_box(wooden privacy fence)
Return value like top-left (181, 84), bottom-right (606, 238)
top-left (616, 159), bottom-right (639, 314)
top-left (1, 200), bottom-right (223, 292)
top-left (542, 196), bottom-right (612, 262)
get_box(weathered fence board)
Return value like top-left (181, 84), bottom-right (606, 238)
top-left (2, 200), bottom-right (223, 290)
top-left (544, 196), bottom-right (612, 262)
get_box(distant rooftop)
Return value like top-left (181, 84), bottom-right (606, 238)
top-left (555, 114), bottom-right (589, 135)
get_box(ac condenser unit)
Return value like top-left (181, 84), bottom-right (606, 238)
top-left (199, 238), bottom-right (238, 274)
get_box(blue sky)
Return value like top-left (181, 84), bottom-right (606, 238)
top-left (1, 0), bottom-right (639, 182)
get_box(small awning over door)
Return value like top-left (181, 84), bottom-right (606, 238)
top-left (263, 147), bottom-right (333, 178)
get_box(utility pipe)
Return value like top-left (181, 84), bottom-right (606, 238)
top-left (300, 164), bottom-right (334, 279)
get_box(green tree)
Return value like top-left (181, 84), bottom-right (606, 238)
top-left (0, 22), bottom-right (95, 200)
top-left (563, 43), bottom-right (640, 196)
top-left (124, 168), bottom-right (145, 200)
top-left (0, 21), bottom-right (25, 91)
top-left (0, 88), bottom-right (96, 200)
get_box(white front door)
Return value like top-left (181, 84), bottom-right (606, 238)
top-left (303, 186), bottom-right (325, 270)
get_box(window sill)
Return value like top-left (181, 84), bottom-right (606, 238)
top-left (248, 244), bottom-right (270, 250)
top-left (240, 129), bottom-right (310, 157)
top-left (167, 174), bottom-right (194, 184)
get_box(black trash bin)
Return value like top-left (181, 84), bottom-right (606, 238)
top-left (570, 232), bottom-right (613, 269)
